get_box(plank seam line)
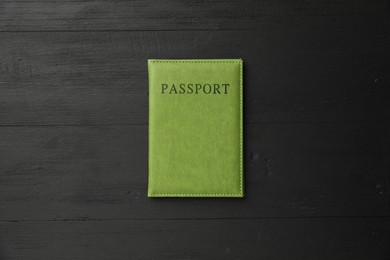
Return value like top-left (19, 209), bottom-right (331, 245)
top-left (2, 216), bottom-right (390, 223)
top-left (0, 121), bottom-right (388, 128)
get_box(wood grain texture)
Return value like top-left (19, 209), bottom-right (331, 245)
top-left (1, 123), bottom-right (389, 220)
top-left (0, 29), bottom-right (388, 126)
top-left (1, 0), bottom-right (389, 258)
top-left (0, 218), bottom-right (389, 260)
top-left (0, 0), bottom-right (387, 31)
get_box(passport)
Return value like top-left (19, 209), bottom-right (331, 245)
top-left (147, 59), bottom-right (244, 197)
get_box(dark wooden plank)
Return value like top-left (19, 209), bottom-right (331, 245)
top-left (0, 0), bottom-right (387, 31)
top-left (0, 30), bottom-right (387, 125)
top-left (0, 122), bottom-right (388, 220)
top-left (0, 218), bottom-right (389, 259)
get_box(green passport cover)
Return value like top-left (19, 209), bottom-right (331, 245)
top-left (147, 59), bottom-right (243, 197)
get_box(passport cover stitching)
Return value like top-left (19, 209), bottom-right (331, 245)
top-left (148, 59), bottom-right (243, 197)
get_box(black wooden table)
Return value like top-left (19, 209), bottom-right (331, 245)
top-left (0, 1), bottom-right (389, 259)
